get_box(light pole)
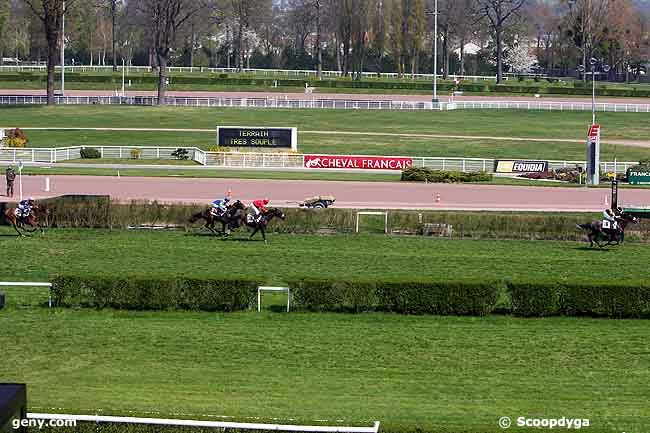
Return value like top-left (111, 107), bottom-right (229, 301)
top-left (427, 0), bottom-right (439, 106)
top-left (122, 58), bottom-right (126, 96)
top-left (61, 1), bottom-right (65, 96)
top-left (579, 57), bottom-right (610, 186)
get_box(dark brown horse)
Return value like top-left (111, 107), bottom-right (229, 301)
top-left (4, 203), bottom-right (49, 236)
top-left (576, 211), bottom-right (638, 248)
top-left (189, 200), bottom-right (245, 236)
top-left (241, 208), bottom-right (285, 243)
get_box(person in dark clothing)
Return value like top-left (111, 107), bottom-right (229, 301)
top-left (5, 166), bottom-right (16, 197)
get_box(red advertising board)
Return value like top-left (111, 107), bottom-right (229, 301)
top-left (587, 124), bottom-right (600, 141)
top-left (303, 155), bottom-right (413, 170)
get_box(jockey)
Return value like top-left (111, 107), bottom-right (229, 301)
top-left (603, 208), bottom-right (617, 238)
top-left (211, 196), bottom-right (231, 216)
top-left (249, 197), bottom-right (270, 222)
top-left (17, 197), bottom-right (34, 218)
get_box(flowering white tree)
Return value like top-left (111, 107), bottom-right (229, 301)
top-left (506, 43), bottom-right (537, 73)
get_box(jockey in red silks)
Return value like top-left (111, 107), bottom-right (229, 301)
top-left (249, 197), bottom-right (270, 222)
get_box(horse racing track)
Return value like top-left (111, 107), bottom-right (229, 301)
top-left (2, 227), bottom-right (650, 433)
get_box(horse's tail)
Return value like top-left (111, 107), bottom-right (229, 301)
top-left (188, 211), bottom-right (204, 223)
top-left (576, 223), bottom-right (592, 231)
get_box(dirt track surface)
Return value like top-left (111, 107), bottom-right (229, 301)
top-left (18, 175), bottom-right (650, 211)
top-left (1, 89), bottom-right (649, 105)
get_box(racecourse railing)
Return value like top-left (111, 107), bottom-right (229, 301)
top-left (0, 145), bottom-right (637, 174)
top-left (27, 413), bottom-right (381, 433)
top-left (1, 94), bottom-right (649, 113)
top-left (0, 64), bottom-right (505, 81)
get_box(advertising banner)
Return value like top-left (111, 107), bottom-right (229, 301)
top-left (494, 160), bottom-right (549, 173)
top-left (303, 155), bottom-right (413, 170)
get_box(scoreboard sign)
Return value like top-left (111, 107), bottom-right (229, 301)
top-left (217, 126), bottom-right (297, 150)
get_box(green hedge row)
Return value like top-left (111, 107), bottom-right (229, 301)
top-left (4, 71), bottom-right (650, 96)
top-left (289, 279), bottom-right (650, 318)
top-left (509, 281), bottom-right (650, 318)
top-left (289, 279), bottom-right (500, 316)
top-left (401, 166), bottom-right (493, 183)
top-left (52, 276), bottom-right (259, 311)
top-left (34, 195), bottom-right (650, 241)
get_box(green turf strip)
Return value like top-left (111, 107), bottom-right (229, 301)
top-left (0, 309), bottom-right (648, 433)
top-left (0, 229), bottom-right (647, 284)
top-left (1, 230), bottom-right (649, 432)
top-left (1, 106), bottom-right (650, 161)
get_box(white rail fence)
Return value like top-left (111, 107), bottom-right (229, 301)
top-left (27, 413), bottom-right (381, 433)
top-left (0, 64), bottom-right (508, 81)
top-left (1, 95), bottom-right (649, 113)
top-left (0, 145), bottom-right (637, 174)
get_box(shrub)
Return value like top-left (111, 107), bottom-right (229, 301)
top-left (401, 166), bottom-right (492, 183)
top-left (560, 282), bottom-right (650, 319)
top-left (376, 280), bottom-right (499, 315)
top-left (171, 148), bottom-right (190, 160)
top-left (1, 128), bottom-right (28, 147)
top-left (289, 279), bottom-right (499, 316)
top-left (80, 147), bottom-right (101, 159)
top-left (51, 275), bottom-right (259, 311)
top-left (130, 148), bottom-right (142, 159)
top-left (508, 281), bottom-right (563, 317)
top-left (290, 279), bottom-right (377, 312)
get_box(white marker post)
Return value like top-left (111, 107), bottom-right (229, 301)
top-left (44, 177), bottom-right (51, 192)
top-left (17, 159), bottom-right (23, 200)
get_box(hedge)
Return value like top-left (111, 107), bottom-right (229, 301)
top-left (508, 281), bottom-right (650, 318)
top-left (32, 195), bottom-right (650, 242)
top-left (507, 282), bottom-right (562, 317)
top-left (4, 71), bottom-right (650, 96)
top-left (52, 276), bottom-right (259, 311)
top-left (401, 166), bottom-right (493, 183)
top-left (289, 279), bottom-right (500, 316)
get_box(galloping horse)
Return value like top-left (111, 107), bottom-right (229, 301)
top-left (189, 200), bottom-right (246, 236)
top-left (4, 203), bottom-right (49, 236)
top-left (241, 208), bottom-right (285, 243)
top-left (576, 211), bottom-right (638, 248)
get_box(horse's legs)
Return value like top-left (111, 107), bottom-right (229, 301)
top-left (261, 227), bottom-right (267, 244)
top-left (12, 222), bottom-right (23, 236)
top-left (249, 227), bottom-right (259, 239)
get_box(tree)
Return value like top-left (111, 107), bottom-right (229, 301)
top-left (23, 0), bottom-right (76, 104)
top-left (562, 0), bottom-right (611, 81)
top-left (476, 0), bottom-right (527, 83)
top-left (134, 0), bottom-right (208, 104)
top-left (0, 0), bottom-right (9, 63)
top-left (506, 41), bottom-right (537, 73)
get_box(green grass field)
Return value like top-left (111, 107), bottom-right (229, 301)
top-left (2, 106), bottom-right (650, 160)
top-left (1, 229), bottom-right (650, 432)
top-left (0, 229), bottom-right (647, 287)
top-left (2, 308), bottom-right (649, 433)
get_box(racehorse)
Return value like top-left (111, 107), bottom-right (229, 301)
top-left (576, 211), bottom-right (638, 248)
top-left (4, 203), bottom-right (49, 236)
top-left (241, 208), bottom-right (285, 243)
top-left (189, 200), bottom-right (246, 236)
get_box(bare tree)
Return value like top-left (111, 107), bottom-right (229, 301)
top-left (135, 0), bottom-right (208, 104)
top-left (562, 0), bottom-right (610, 81)
top-left (23, 0), bottom-right (77, 104)
top-left (476, 0), bottom-right (527, 83)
